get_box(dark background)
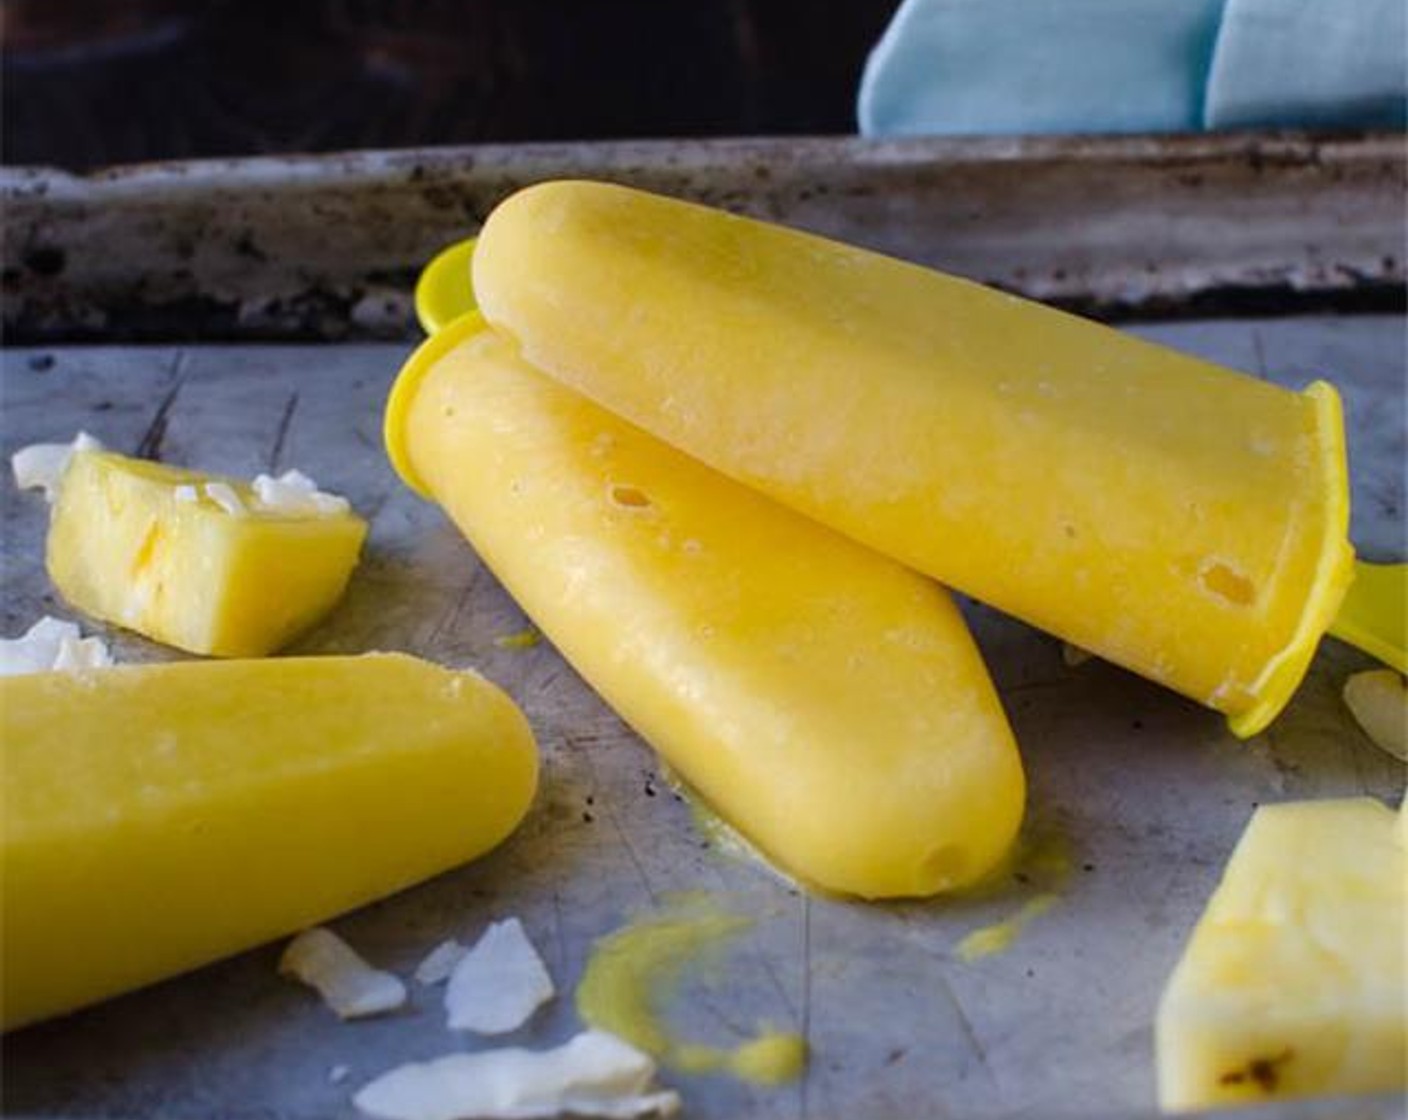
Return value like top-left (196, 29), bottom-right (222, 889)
top-left (2, 0), bottom-right (899, 170)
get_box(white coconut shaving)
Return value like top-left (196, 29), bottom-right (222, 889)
top-left (251, 469), bottom-right (351, 517)
top-left (445, 918), bottom-right (554, 1034)
top-left (0, 616), bottom-right (113, 676)
top-left (352, 1030), bottom-right (680, 1120)
top-left (414, 939), bottom-right (468, 986)
top-left (173, 484), bottom-right (200, 504)
top-left (1343, 668), bottom-right (1408, 761)
top-left (11, 431), bottom-right (104, 502)
top-left (202, 481), bottom-right (246, 516)
top-left (1061, 642), bottom-right (1094, 667)
top-left (279, 928), bottom-right (407, 1020)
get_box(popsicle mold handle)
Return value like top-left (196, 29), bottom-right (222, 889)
top-left (386, 312), bottom-right (489, 499)
top-left (392, 237), bottom-right (482, 496)
top-left (415, 237), bottom-right (478, 335)
top-left (1330, 560), bottom-right (1408, 674)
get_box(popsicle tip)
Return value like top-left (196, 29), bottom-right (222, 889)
top-left (916, 842), bottom-right (970, 892)
top-left (477, 179), bottom-right (661, 260)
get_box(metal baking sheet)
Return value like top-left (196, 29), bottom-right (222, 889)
top-left (3, 132), bottom-right (1404, 343)
top-left (1, 316), bottom-right (1404, 1119)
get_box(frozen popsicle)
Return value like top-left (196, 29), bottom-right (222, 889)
top-left (1155, 797), bottom-right (1406, 1111)
top-left (46, 449), bottom-right (367, 656)
top-left (1, 652), bottom-right (537, 1030)
top-left (472, 181), bottom-right (1355, 737)
top-left (385, 312), bottom-right (1024, 900)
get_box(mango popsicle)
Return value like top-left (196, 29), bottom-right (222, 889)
top-left (1, 653), bottom-right (537, 1030)
top-left (385, 312), bottom-right (1024, 900)
top-left (472, 181), bottom-right (1355, 737)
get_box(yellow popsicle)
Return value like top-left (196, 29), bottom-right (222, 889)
top-left (472, 181), bottom-right (1355, 737)
top-left (1155, 797), bottom-right (1406, 1111)
top-left (48, 450), bottom-right (367, 657)
top-left (385, 313), bottom-right (1025, 900)
top-left (1, 653), bottom-right (537, 1030)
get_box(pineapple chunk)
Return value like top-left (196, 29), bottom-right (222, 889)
top-left (47, 450), bottom-right (366, 657)
top-left (1155, 797), bottom-right (1406, 1112)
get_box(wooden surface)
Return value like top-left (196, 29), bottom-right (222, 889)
top-left (1, 316), bottom-right (1404, 1119)
top-left (4, 133), bottom-right (1404, 343)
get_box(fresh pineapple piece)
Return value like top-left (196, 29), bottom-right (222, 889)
top-left (1155, 797), bottom-right (1406, 1112)
top-left (47, 450), bottom-right (367, 657)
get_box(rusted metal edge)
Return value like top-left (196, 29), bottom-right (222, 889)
top-left (3, 132), bottom-right (1404, 342)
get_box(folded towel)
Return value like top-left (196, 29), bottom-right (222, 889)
top-left (859, 0), bottom-right (1407, 136)
top-left (1206, 0), bottom-right (1407, 128)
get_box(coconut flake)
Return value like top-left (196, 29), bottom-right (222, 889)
top-left (446, 918), bottom-right (554, 1034)
top-left (279, 928), bottom-right (407, 1020)
top-left (415, 939), bottom-right (468, 986)
top-left (1061, 642), bottom-right (1094, 667)
top-left (51, 633), bottom-right (113, 672)
top-left (0, 616), bottom-right (113, 676)
top-left (251, 469), bottom-right (351, 517)
top-left (203, 481), bottom-right (246, 516)
top-left (352, 1030), bottom-right (680, 1120)
top-left (11, 431), bottom-right (104, 502)
top-left (1343, 669), bottom-right (1408, 761)
top-left (173, 484), bottom-right (200, 504)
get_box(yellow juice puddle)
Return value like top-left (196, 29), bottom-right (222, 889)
top-left (493, 626), bottom-right (541, 650)
top-left (727, 1032), bottom-right (808, 1085)
top-left (576, 892), bottom-right (807, 1085)
top-left (1018, 827), bottom-right (1074, 886)
top-left (952, 821), bottom-right (1073, 961)
top-left (956, 892), bottom-right (1059, 962)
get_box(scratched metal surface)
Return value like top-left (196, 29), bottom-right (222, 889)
top-left (4, 133), bottom-right (1405, 343)
top-left (0, 318), bottom-right (1404, 1120)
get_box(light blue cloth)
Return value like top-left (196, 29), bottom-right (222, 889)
top-left (1206, 0), bottom-right (1407, 128)
top-left (859, 0), bottom-right (1407, 136)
